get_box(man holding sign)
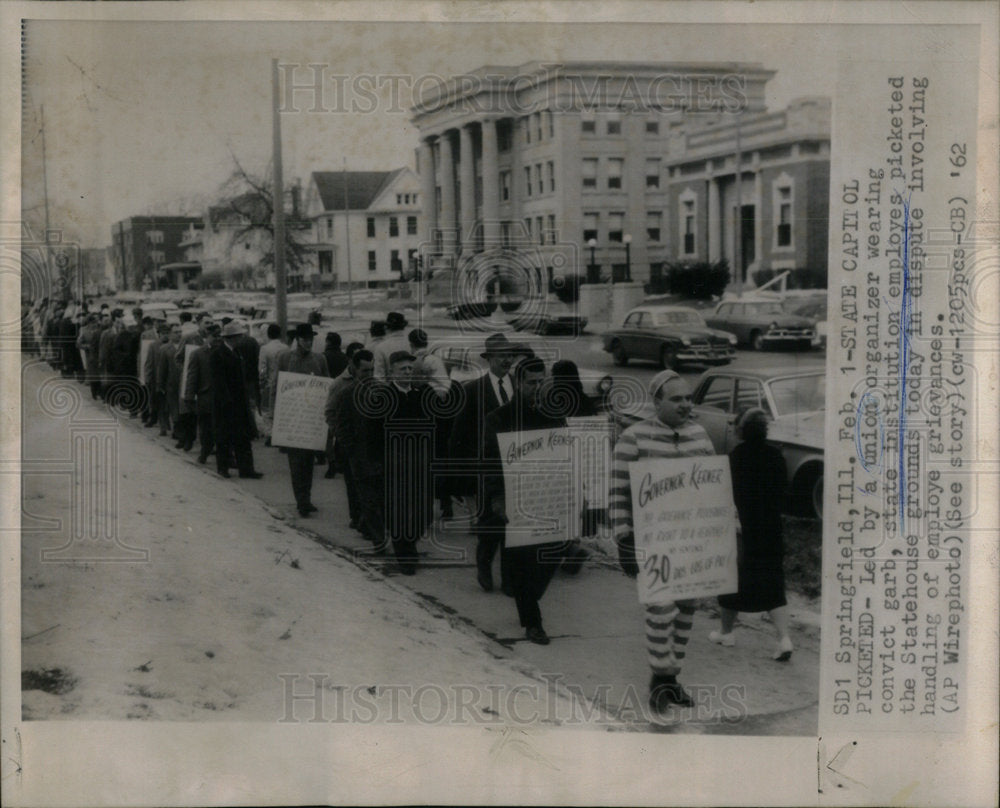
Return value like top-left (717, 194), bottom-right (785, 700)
top-left (610, 370), bottom-right (717, 712)
top-left (483, 357), bottom-right (571, 645)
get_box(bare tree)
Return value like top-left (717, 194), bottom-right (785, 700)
top-left (215, 154), bottom-right (311, 287)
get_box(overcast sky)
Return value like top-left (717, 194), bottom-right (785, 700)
top-left (19, 18), bottom-right (955, 248)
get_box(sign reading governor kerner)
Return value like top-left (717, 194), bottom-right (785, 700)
top-left (628, 456), bottom-right (738, 604)
top-left (498, 427), bottom-right (577, 548)
top-left (271, 371), bottom-right (336, 451)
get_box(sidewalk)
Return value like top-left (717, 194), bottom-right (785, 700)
top-left (129, 410), bottom-right (820, 733)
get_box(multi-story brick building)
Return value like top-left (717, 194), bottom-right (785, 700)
top-left (109, 216), bottom-right (201, 291)
top-left (410, 61), bottom-right (829, 292)
top-left (663, 96), bottom-right (830, 286)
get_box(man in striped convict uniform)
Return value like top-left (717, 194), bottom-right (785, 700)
top-left (610, 369), bottom-right (714, 712)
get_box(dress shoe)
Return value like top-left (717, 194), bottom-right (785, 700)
top-left (304, 503), bottom-right (318, 513)
top-left (399, 563), bottom-right (417, 576)
top-left (240, 471), bottom-right (264, 479)
top-left (324, 468), bottom-right (337, 479)
top-left (648, 676), bottom-right (694, 712)
top-left (218, 470), bottom-right (231, 479)
top-left (182, 440), bottom-right (194, 452)
top-left (773, 636), bottom-right (794, 662)
top-left (709, 630), bottom-right (736, 647)
top-left (174, 440), bottom-right (185, 449)
top-left (159, 429), bottom-right (168, 437)
top-left (525, 626), bottom-right (550, 645)
top-left (477, 568), bottom-right (494, 592)
top-left (297, 507), bottom-right (311, 517)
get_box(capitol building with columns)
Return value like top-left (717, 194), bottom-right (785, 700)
top-left (409, 61), bottom-right (830, 301)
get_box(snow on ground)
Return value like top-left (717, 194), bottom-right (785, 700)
top-left (19, 361), bottom-right (590, 726)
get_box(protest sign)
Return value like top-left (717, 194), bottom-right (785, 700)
top-left (567, 415), bottom-right (614, 511)
top-left (628, 455), bottom-right (738, 603)
top-left (271, 371), bottom-right (335, 451)
top-left (497, 427), bottom-right (578, 547)
top-left (138, 339), bottom-right (152, 385)
top-left (178, 343), bottom-right (198, 400)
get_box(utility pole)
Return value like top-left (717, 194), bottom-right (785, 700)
top-left (734, 122), bottom-right (743, 299)
top-left (40, 105), bottom-right (54, 297)
top-left (271, 58), bottom-right (287, 336)
top-left (343, 156), bottom-right (353, 318)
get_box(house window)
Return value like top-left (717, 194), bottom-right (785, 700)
top-left (583, 213), bottom-right (599, 244)
top-left (524, 218), bottom-right (532, 239)
top-left (547, 110), bottom-right (554, 138)
top-left (646, 119), bottom-right (659, 135)
top-left (500, 171), bottom-right (511, 201)
top-left (546, 161), bottom-right (555, 192)
top-left (389, 217), bottom-right (399, 237)
top-left (501, 221), bottom-right (512, 249)
top-left (327, 217), bottom-right (334, 239)
top-left (647, 211), bottom-right (662, 242)
top-left (407, 216), bottom-right (418, 235)
top-left (536, 112), bottom-right (543, 141)
top-left (147, 230), bottom-right (164, 245)
top-left (608, 212), bottom-right (624, 243)
top-left (645, 158), bottom-right (661, 189)
top-left (680, 194), bottom-right (697, 256)
top-left (546, 214), bottom-right (556, 245)
top-left (582, 158), bottom-right (598, 189)
top-left (536, 216), bottom-right (544, 245)
top-left (397, 194), bottom-right (402, 205)
top-left (390, 249), bottom-right (401, 274)
top-left (497, 121), bottom-right (512, 152)
top-left (775, 181), bottom-right (793, 248)
top-left (150, 250), bottom-right (165, 264)
top-left (525, 167), bottom-right (533, 197)
top-left (606, 114), bottom-right (621, 135)
top-left (607, 158), bottom-right (624, 190)
top-left (367, 217), bottom-right (376, 238)
top-left (525, 117), bottom-right (531, 144)
top-left (367, 251), bottom-right (377, 272)
top-left (413, 193), bottom-right (418, 205)
top-left (581, 111), bottom-right (596, 134)
top-left (536, 164), bottom-right (544, 196)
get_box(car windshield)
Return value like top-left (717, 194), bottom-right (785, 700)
top-left (747, 302), bottom-right (785, 315)
top-left (768, 374), bottom-right (825, 415)
top-left (653, 310), bottom-right (704, 326)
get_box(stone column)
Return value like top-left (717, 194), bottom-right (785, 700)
top-left (459, 125), bottom-right (476, 253)
top-left (438, 131), bottom-right (457, 258)
top-left (708, 176), bottom-right (721, 262)
top-left (753, 161), bottom-right (763, 278)
top-left (418, 139), bottom-right (437, 248)
top-left (481, 118), bottom-right (500, 246)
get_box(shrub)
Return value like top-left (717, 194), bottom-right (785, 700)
top-left (552, 273), bottom-right (584, 304)
top-left (664, 260), bottom-right (730, 299)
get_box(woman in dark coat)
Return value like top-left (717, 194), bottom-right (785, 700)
top-left (540, 359), bottom-right (596, 574)
top-left (710, 407), bottom-right (794, 660)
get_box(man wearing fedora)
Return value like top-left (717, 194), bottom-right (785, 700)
top-left (448, 332), bottom-right (515, 593)
top-left (183, 321), bottom-right (221, 464)
top-left (273, 323), bottom-right (330, 516)
top-left (211, 321), bottom-right (264, 479)
top-left (372, 310), bottom-right (409, 380)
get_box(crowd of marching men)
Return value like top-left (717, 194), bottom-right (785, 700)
top-left (21, 296), bottom-right (794, 714)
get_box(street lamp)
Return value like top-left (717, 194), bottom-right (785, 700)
top-left (623, 233), bottom-right (632, 282)
top-left (587, 238), bottom-right (598, 284)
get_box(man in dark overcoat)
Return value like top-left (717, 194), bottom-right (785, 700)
top-left (210, 321), bottom-right (263, 479)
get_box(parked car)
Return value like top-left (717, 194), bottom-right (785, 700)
top-left (601, 305), bottom-right (736, 369)
top-left (783, 295), bottom-right (828, 349)
top-left (704, 298), bottom-right (815, 350)
top-left (691, 366), bottom-right (824, 518)
top-left (446, 301), bottom-right (497, 320)
top-left (508, 298), bottom-right (588, 335)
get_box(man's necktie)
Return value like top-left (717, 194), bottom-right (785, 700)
top-left (498, 377), bottom-right (509, 403)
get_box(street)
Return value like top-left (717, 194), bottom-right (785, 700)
top-left (20, 346), bottom-right (820, 734)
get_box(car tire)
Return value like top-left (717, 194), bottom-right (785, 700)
top-left (795, 465), bottom-right (823, 519)
top-left (750, 330), bottom-right (765, 351)
top-left (611, 342), bottom-right (628, 367)
top-left (660, 345), bottom-right (678, 370)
